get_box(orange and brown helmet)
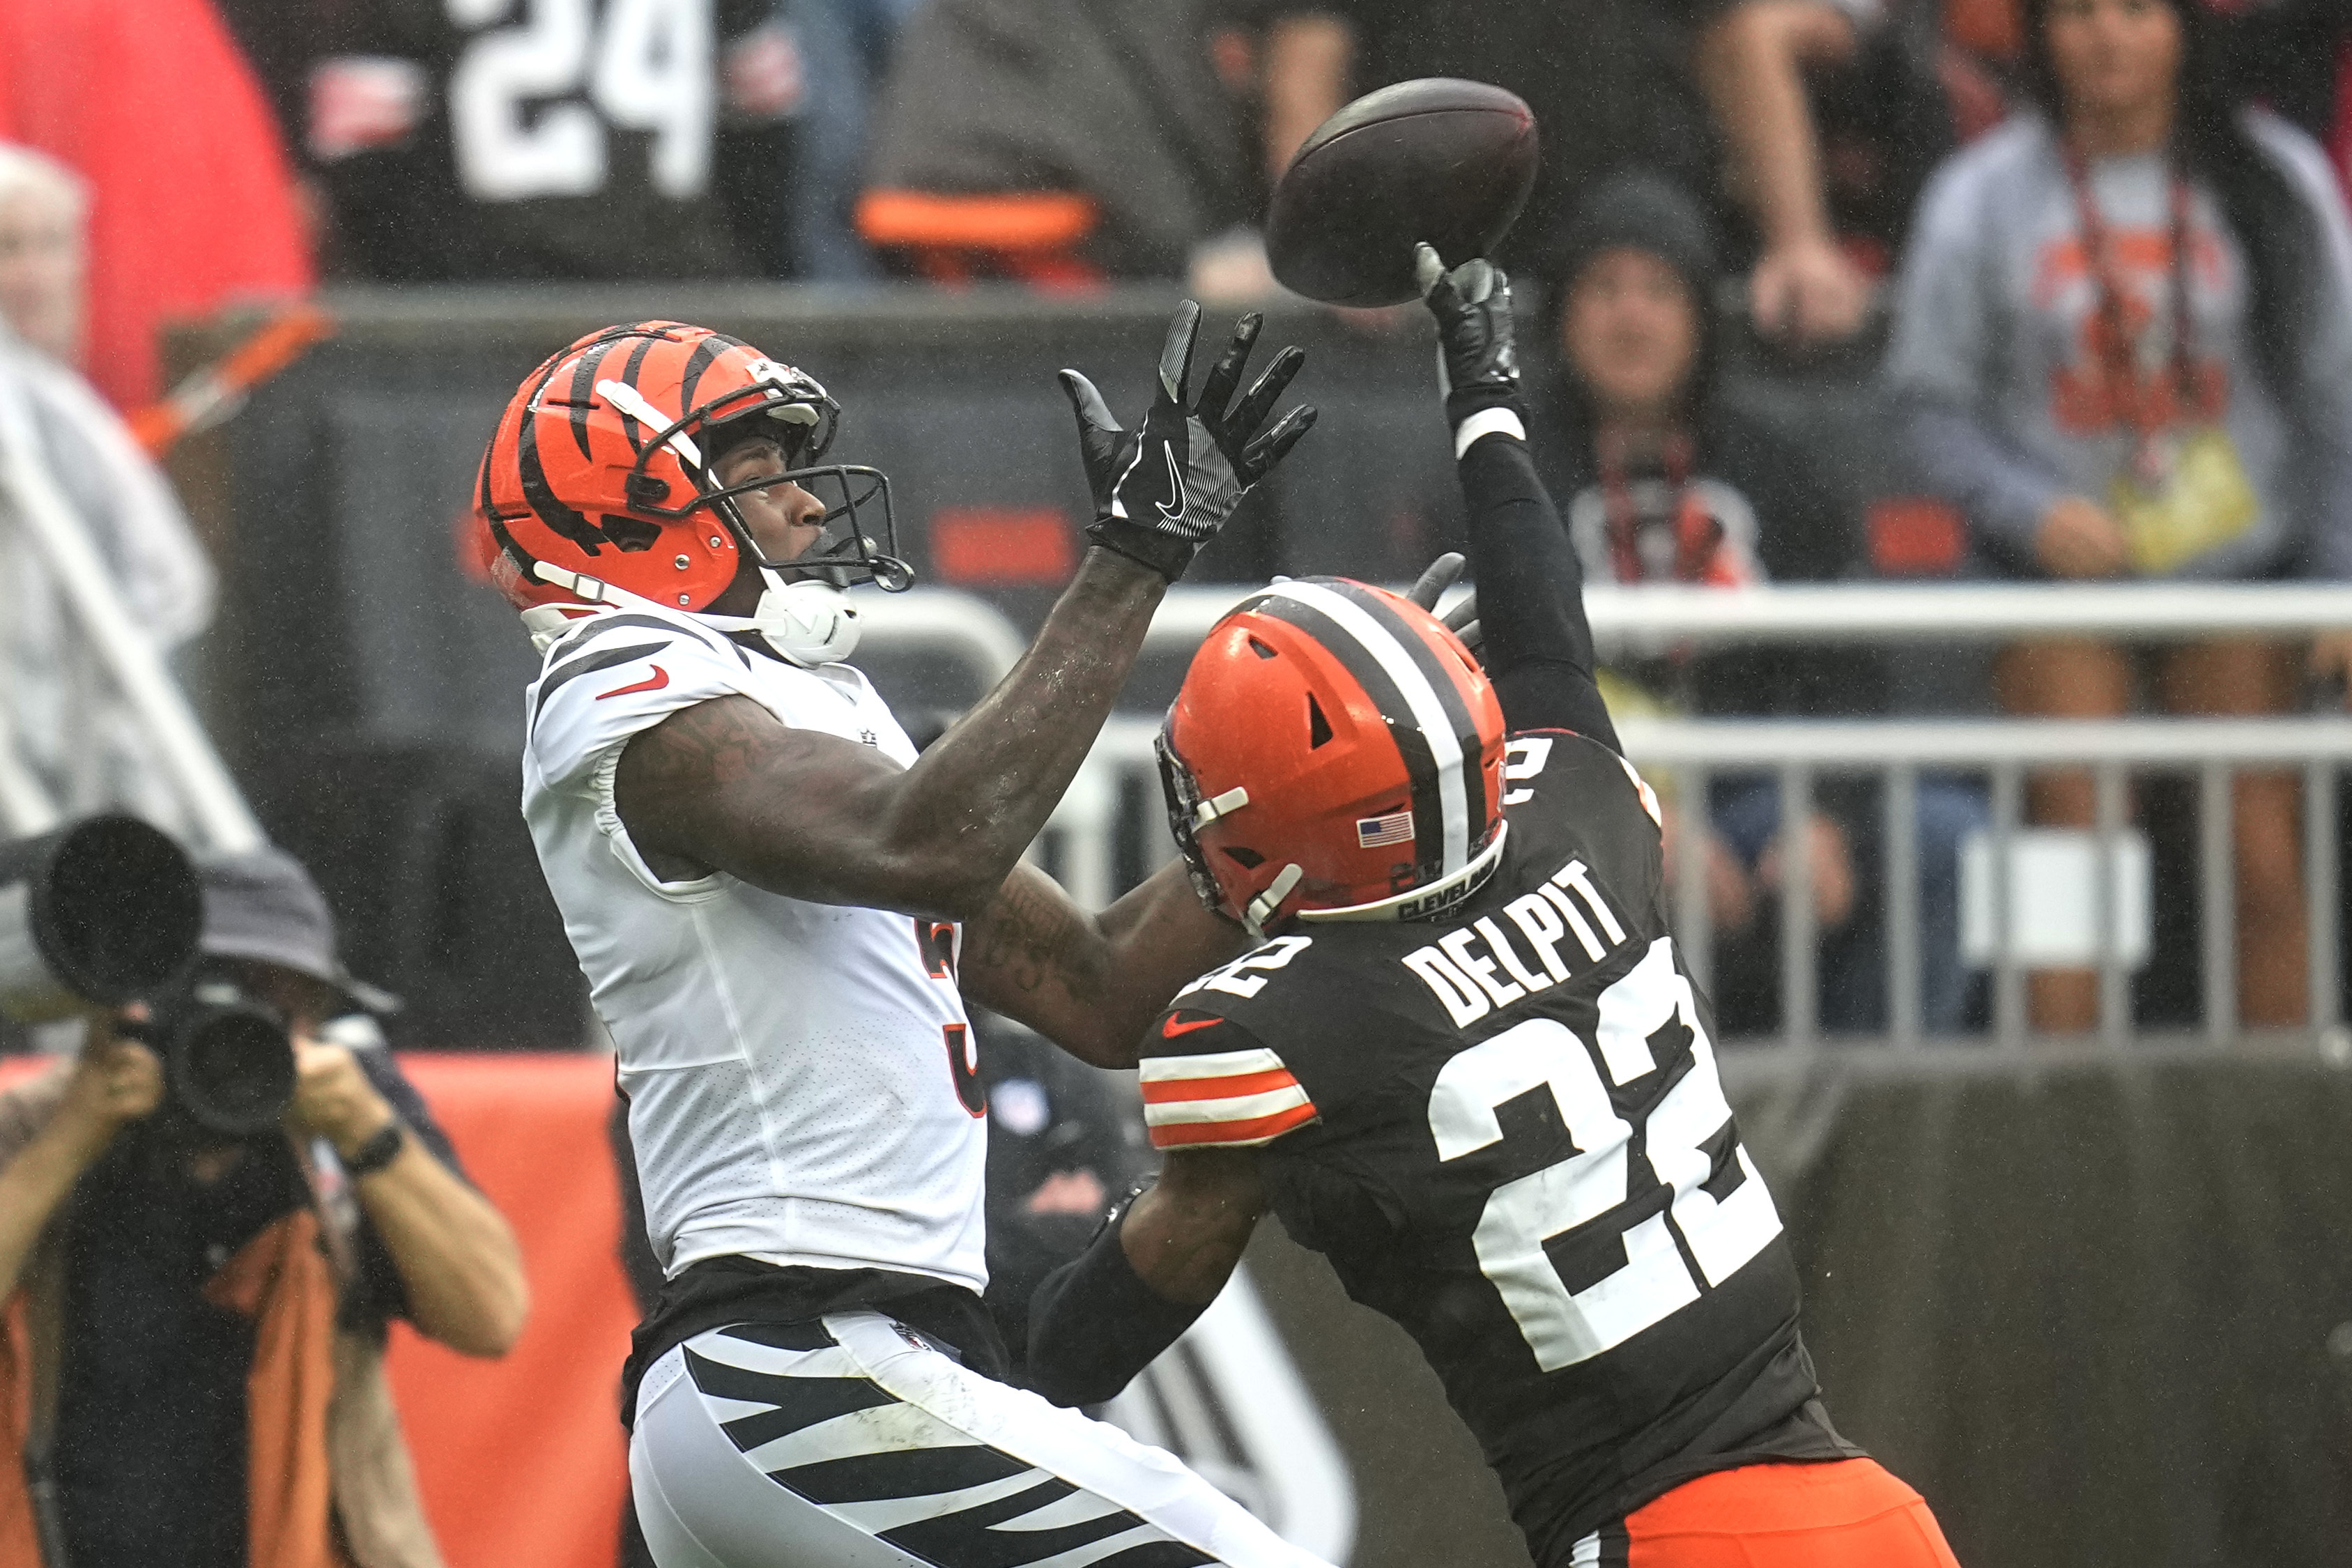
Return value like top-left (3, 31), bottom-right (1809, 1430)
top-left (1159, 577), bottom-right (1508, 938)
top-left (471, 320), bottom-right (909, 615)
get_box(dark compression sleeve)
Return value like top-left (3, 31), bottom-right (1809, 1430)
top-left (1457, 431), bottom-right (1622, 751)
top-left (1023, 1196), bottom-right (1206, 1408)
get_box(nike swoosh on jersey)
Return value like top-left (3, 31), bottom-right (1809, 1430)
top-left (597, 664), bottom-right (670, 700)
top-left (1160, 1013), bottom-right (1224, 1038)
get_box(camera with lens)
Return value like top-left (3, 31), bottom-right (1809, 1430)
top-left (130, 974), bottom-right (296, 1139)
top-left (0, 815), bottom-right (293, 1137)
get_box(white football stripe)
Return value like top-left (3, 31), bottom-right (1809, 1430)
top-left (991, 1486), bottom-right (1131, 1532)
top-left (732, 1398), bottom-right (975, 1474)
top-left (1138, 1047), bottom-right (1286, 1082)
top-left (1142, 1084), bottom-right (1310, 1126)
top-left (1258, 581), bottom-right (1468, 872)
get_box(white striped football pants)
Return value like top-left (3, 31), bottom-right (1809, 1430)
top-left (630, 1310), bottom-right (1334, 1568)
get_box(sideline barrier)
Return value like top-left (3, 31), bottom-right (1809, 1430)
top-left (384, 1054), bottom-right (638, 1568)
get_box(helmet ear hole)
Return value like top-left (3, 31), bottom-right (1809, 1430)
top-left (1307, 692), bottom-right (1333, 748)
top-left (1222, 846), bottom-right (1266, 869)
top-left (599, 515), bottom-right (661, 551)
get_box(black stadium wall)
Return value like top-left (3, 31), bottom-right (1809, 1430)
top-left (171, 287), bottom-right (2352, 1567)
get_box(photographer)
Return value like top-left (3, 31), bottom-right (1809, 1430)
top-left (0, 846), bottom-right (528, 1568)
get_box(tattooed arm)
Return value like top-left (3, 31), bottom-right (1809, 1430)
top-left (959, 861), bottom-right (1247, 1069)
top-left (614, 551), bottom-right (1166, 918)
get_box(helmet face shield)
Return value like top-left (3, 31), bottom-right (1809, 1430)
top-left (705, 461), bottom-right (914, 592)
top-left (1155, 725), bottom-right (1231, 918)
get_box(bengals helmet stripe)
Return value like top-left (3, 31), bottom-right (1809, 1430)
top-left (565, 336), bottom-right (625, 458)
top-left (472, 320), bottom-right (910, 621)
top-left (1236, 578), bottom-right (1483, 875)
top-left (610, 332), bottom-right (658, 447)
top-left (516, 359), bottom-right (602, 553)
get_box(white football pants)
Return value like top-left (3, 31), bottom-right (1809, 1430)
top-left (629, 1310), bottom-right (1335, 1568)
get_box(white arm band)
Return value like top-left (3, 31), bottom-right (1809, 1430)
top-left (1452, 406), bottom-right (1527, 459)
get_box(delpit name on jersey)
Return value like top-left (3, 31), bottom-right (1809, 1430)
top-left (1402, 856), bottom-right (1629, 1028)
top-left (1176, 849), bottom-right (1632, 1031)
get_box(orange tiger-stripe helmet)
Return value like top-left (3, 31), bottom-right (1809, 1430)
top-left (471, 321), bottom-right (865, 613)
top-left (1159, 577), bottom-right (1507, 937)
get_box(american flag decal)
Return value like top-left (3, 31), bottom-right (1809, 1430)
top-left (1139, 1047), bottom-right (1319, 1148)
top-left (1355, 809), bottom-right (1415, 850)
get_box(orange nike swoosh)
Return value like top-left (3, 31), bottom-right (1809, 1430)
top-left (596, 664), bottom-right (669, 700)
top-left (1160, 1013), bottom-right (1224, 1038)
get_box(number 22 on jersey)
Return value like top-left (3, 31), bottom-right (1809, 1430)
top-left (1428, 939), bottom-right (1781, 1371)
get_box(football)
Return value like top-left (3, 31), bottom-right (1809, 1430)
top-left (1266, 78), bottom-right (1539, 308)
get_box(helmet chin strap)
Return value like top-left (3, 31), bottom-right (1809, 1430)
top-left (528, 561), bottom-right (860, 667)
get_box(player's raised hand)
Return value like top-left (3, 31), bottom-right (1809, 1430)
top-left (1414, 241), bottom-right (1525, 450)
top-left (1059, 302), bottom-right (1315, 583)
top-left (1405, 550), bottom-right (1484, 653)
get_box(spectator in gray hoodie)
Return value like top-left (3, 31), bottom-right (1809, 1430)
top-left (1883, 0), bottom-right (2352, 1031)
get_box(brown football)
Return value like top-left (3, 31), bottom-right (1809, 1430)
top-left (1266, 78), bottom-right (1539, 308)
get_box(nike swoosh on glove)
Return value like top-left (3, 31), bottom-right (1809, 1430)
top-left (1060, 301), bottom-right (1317, 582)
top-left (1415, 240), bottom-right (1528, 457)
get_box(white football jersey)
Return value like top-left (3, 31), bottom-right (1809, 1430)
top-left (521, 605), bottom-right (986, 1291)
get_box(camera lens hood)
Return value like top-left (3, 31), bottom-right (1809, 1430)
top-left (0, 816), bottom-right (202, 1022)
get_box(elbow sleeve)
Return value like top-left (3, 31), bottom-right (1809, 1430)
top-left (1023, 1197), bottom-right (1208, 1408)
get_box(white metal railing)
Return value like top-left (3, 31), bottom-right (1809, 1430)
top-left (863, 586), bottom-right (2352, 1051)
top-left (1052, 716), bottom-right (2348, 1052)
top-left (1148, 581), bottom-right (2352, 656)
top-left (0, 369), bottom-right (261, 852)
top-left (857, 587), bottom-right (1029, 687)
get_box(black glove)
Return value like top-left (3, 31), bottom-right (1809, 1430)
top-left (1060, 302), bottom-right (1316, 582)
top-left (1415, 240), bottom-right (1527, 452)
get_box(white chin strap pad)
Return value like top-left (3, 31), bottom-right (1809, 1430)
top-left (752, 577), bottom-right (860, 667)
top-left (523, 560), bottom-right (858, 668)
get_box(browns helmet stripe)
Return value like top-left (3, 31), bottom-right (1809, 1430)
top-left (1241, 587), bottom-right (1452, 876)
top-left (1321, 577), bottom-right (1490, 845)
top-left (1247, 579), bottom-right (1475, 873)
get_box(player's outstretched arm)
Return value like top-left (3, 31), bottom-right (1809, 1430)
top-left (1416, 241), bottom-right (1622, 753)
top-left (961, 859), bottom-right (1248, 1069)
top-left (616, 305), bottom-right (1314, 918)
top-left (1024, 1149), bottom-right (1266, 1408)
